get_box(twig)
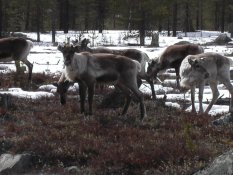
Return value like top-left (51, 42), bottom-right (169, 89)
top-left (33, 60), bottom-right (60, 65)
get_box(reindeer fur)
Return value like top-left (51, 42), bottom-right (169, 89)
top-left (180, 52), bottom-right (233, 114)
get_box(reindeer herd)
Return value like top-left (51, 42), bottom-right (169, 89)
top-left (1, 37), bottom-right (233, 120)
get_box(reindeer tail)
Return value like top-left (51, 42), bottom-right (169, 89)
top-left (19, 40), bottom-right (33, 60)
top-left (228, 57), bottom-right (233, 66)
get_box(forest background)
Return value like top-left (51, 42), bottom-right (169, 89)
top-left (0, 0), bottom-right (233, 45)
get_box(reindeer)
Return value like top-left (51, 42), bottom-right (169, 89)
top-left (73, 38), bottom-right (156, 99)
top-left (0, 37), bottom-right (33, 82)
top-left (55, 45), bottom-right (147, 119)
top-left (179, 52), bottom-right (233, 114)
top-left (147, 44), bottom-right (204, 88)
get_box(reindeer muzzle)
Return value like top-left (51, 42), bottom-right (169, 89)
top-left (64, 59), bottom-right (72, 66)
top-left (204, 72), bottom-right (209, 79)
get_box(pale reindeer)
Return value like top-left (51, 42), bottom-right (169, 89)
top-left (179, 52), bottom-right (233, 114)
top-left (55, 45), bottom-right (147, 119)
top-left (0, 37), bottom-right (33, 82)
top-left (74, 38), bottom-right (156, 99)
top-left (147, 44), bottom-right (204, 88)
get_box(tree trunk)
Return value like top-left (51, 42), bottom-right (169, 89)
top-left (172, 2), bottom-right (178, 37)
top-left (200, 0), bottom-right (203, 30)
top-left (196, 0), bottom-right (200, 30)
top-left (151, 32), bottom-right (159, 47)
top-left (221, 0), bottom-right (225, 33)
top-left (184, 2), bottom-right (188, 36)
top-left (36, 0), bottom-right (41, 42)
top-left (58, 0), bottom-right (64, 30)
top-left (70, 5), bottom-right (76, 29)
top-left (214, 1), bottom-right (220, 30)
top-left (0, 0), bottom-right (2, 37)
top-left (127, 8), bottom-right (132, 32)
top-left (84, 1), bottom-right (89, 31)
top-left (112, 2), bottom-right (117, 29)
top-left (63, 0), bottom-right (69, 33)
top-left (184, 2), bottom-right (193, 35)
top-left (25, 0), bottom-right (30, 31)
top-left (97, 0), bottom-right (106, 33)
top-left (167, 16), bottom-right (170, 36)
top-left (51, 9), bottom-right (56, 43)
top-left (139, 11), bottom-right (146, 46)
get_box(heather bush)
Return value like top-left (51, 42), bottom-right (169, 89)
top-left (0, 73), bottom-right (232, 174)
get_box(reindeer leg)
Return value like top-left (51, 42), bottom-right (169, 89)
top-left (198, 82), bottom-right (205, 114)
top-left (87, 83), bottom-right (95, 116)
top-left (22, 60), bottom-right (33, 83)
top-left (137, 77), bottom-right (142, 88)
top-left (221, 78), bottom-right (233, 113)
top-left (145, 76), bottom-right (156, 100)
top-left (78, 81), bottom-right (87, 114)
top-left (131, 87), bottom-right (146, 120)
top-left (14, 61), bottom-right (21, 84)
top-left (175, 67), bottom-right (180, 89)
top-left (205, 81), bottom-right (219, 114)
top-left (122, 95), bottom-right (132, 117)
top-left (190, 86), bottom-right (196, 113)
top-left (115, 84), bottom-right (132, 117)
top-left (121, 79), bottom-right (146, 120)
top-left (58, 72), bottom-right (66, 83)
top-left (15, 60), bottom-right (21, 73)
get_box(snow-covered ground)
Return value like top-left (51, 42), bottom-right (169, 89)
top-left (0, 30), bottom-right (233, 116)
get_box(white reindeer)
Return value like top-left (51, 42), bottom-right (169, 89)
top-left (55, 45), bottom-right (147, 119)
top-left (180, 52), bottom-right (233, 114)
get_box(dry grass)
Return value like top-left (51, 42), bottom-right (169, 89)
top-left (0, 73), bottom-right (232, 174)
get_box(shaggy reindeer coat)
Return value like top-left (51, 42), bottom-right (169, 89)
top-left (180, 52), bottom-right (233, 114)
top-left (73, 38), bottom-right (156, 99)
top-left (147, 44), bottom-right (204, 87)
top-left (0, 37), bottom-right (33, 82)
top-left (58, 46), bottom-right (146, 119)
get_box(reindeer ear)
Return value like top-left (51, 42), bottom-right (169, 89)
top-left (150, 59), bottom-right (157, 65)
top-left (70, 45), bottom-right (76, 52)
top-left (81, 38), bottom-right (90, 48)
top-left (53, 82), bottom-right (58, 87)
top-left (74, 45), bottom-right (81, 52)
top-left (63, 80), bottom-right (74, 89)
top-left (188, 57), bottom-right (196, 66)
top-left (57, 45), bottom-right (64, 52)
top-left (86, 39), bottom-right (90, 44)
top-left (81, 38), bottom-right (87, 47)
top-left (64, 80), bottom-right (73, 85)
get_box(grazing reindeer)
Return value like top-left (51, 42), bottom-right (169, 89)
top-left (0, 37), bottom-right (33, 82)
top-left (74, 38), bottom-right (156, 99)
top-left (56, 45), bottom-right (147, 119)
top-left (180, 52), bottom-right (233, 114)
top-left (147, 44), bottom-right (204, 88)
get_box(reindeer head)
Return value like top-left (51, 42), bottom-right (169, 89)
top-left (81, 38), bottom-right (90, 48)
top-left (146, 58), bottom-right (161, 78)
top-left (188, 57), bottom-right (209, 79)
top-left (58, 45), bottom-right (77, 66)
top-left (181, 57), bottom-right (210, 87)
top-left (53, 80), bottom-right (74, 105)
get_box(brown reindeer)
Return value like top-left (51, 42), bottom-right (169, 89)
top-left (73, 38), bottom-right (156, 99)
top-left (0, 37), bottom-right (33, 82)
top-left (180, 52), bottom-right (233, 114)
top-left (147, 44), bottom-right (204, 88)
top-left (55, 45), bottom-right (147, 119)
